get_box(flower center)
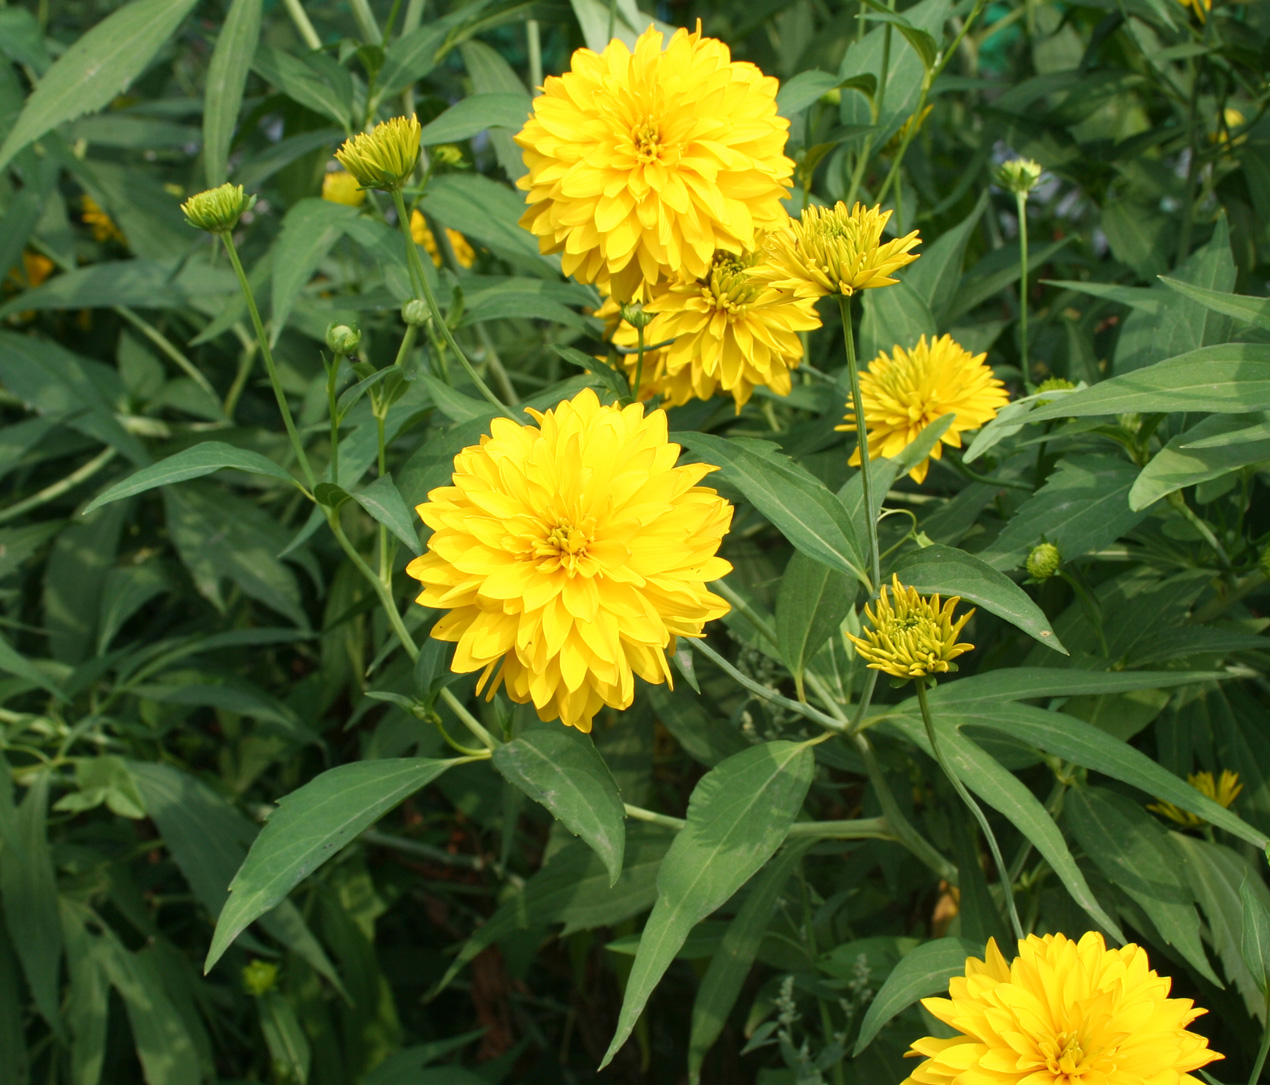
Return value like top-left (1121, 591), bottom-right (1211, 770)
top-left (632, 118), bottom-right (661, 162)
top-left (1046, 1032), bottom-right (1087, 1078)
top-left (706, 252), bottom-right (761, 315)
top-left (533, 520), bottom-right (594, 575)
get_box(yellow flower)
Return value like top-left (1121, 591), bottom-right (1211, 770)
top-left (642, 245), bottom-right (822, 412)
top-left (750, 202), bottom-right (920, 300)
top-left (515, 23), bottom-right (794, 303)
top-left (1149, 769), bottom-right (1242, 828)
top-left (903, 932), bottom-right (1222, 1085)
top-left (1178, 0), bottom-right (1211, 20)
top-left (322, 170), bottom-right (366, 206)
top-left (409, 210), bottom-right (476, 268)
top-left (846, 574), bottom-right (973, 679)
top-left (335, 115), bottom-right (421, 190)
top-left (836, 334), bottom-right (1009, 484)
top-left (9, 251), bottom-right (54, 289)
top-left (405, 388), bottom-right (734, 732)
top-left (82, 195), bottom-right (125, 244)
top-left (594, 296), bottom-right (688, 404)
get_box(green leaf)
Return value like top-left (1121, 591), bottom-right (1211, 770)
top-left (270, 199), bottom-right (362, 345)
top-left (981, 454), bottom-right (1147, 570)
top-left (858, 279), bottom-right (936, 362)
top-left (854, 937), bottom-right (980, 1053)
top-left (552, 345), bottom-right (630, 403)
top-left (0, 0), bottom-right (199, 171)
top-left (776, 551), bottom-right (856, 698)
top-left (352, 474), bottom-right (423, 555)
top-left (1159, 276), bottom-right (1270, 333)
top-left (858, 7), bottom-right (938, 70)
top-left (417, 93), bottom-right (531, 145)
top-left (203, 0), bottom-right (262, 187)
top-left (0, 258), bottom-right (237, 319)
top-left (645, 685), bottom-right (749, 768)
top-left (378, 0), bottom-right (500, 98)
top-left (493, 728), bottom-right (626, 885)
top-left (1065, 787), bottom-right (1219, 984)
top-left (1130, 414), bottom-right (1270, 511)
top-left (891, 543), bottom-right (1068, 653)
top-left (460, 40), bottom-right (530, 180)
top-left (83, 442), bottom-right (299, 514)
top-left (1240, 874), bottom-right (1270, 997)
top-left (675, 433), bottom-right (869, 588)
top-left (206, 757), bottom-right (463, 971)
top-left (253, 45), bottom-right (352, 129)
top-left (906, 193), bottom-right (987, 329)
top-left (1027, 345), bottom-right (1270, 422)
top-left (98, 942), bottom-right (201, 1085)
top-left (259, 993), bottom-right (311, 1085)
top-left (601, 740), bottom-right (815, 1067)
top-left (776, 70), bottom-right (847, 116)
top-left (687, 841), bottom-right (813, 1082)
top-left (0, 631), bottom-right (66, 699)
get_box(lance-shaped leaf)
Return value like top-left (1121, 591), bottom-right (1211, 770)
top-left (854, 937), bottom-right (981, 1053)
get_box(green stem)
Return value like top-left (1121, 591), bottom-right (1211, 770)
top-left (1057, 568), bottom-right (1110, 657)
top-left (633, 322), bottom-right (646, 402)
top-left (281, 0), bottom-right (322, 50)
top-left (786, 817), bottom-right (893, 840)
top-left (390, 188), bottom-right (512, 416)
top-left (691, 639), bottom-right (847, 734)
top-left (1167, 491), bottom-right (1230, 566)
top-left (116, 307), bottom-right (221, 410)
top-left (224, 332), bottom-right (258, 420)
top-left (220, 232), bottom-right (317, 491)
top-left (915, 679), bottom-right (1024, 941)
top-left (527, 18), bottom-right (543, 91)
top-left (348, 0), bottom-right (382, 43)
top-left (1248, 992), bottom-right (1270, 1085)
top-left (839, 296), bottom-right (880, 594)
top-left (0, 447), bottom-right (116, 524)
top-left (624, 803), bottom-right (685, 830)
top-left (1016, 189), bottom-right (1030, 373)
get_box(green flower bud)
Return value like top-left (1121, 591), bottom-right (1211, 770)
top-left (619, 301), bottom-right (654, 329)
top-left (242, 960), bottom-right (278, 997)
top-left (401, 299), bottom-right (431, 327)
top-left (335, 116), bottom-right (422, 191)
top-left (1026, 542), bottom-right (1062, 581)
top-left (1034, 377), bottom-right (1076, 406)
top-left (996, 158), bottom-right (1043, 196)
top-left (181, 183), bottom-right (256, 234)
top-left (432, 143), bottom-right (465, 166)
top-left (325, 322), bottom-right (361, 356)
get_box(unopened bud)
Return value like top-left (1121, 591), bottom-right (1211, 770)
top-left (996, 157), bottom-right (1042, 196)
top-left (401, 299), bottom-right (431, 327)
top-left (242, 960), bottom-right (278, 997)
top-left (325, 322), bottom-right (361, 356)
top-left (432, 143), bottom-right (465, 166)
top-left (619, 301), bottom-right (653, 329)
top-left (1026, 542), bottom-right (1062, 581)
top-left (1034, 376), bottom-right (1075, 406)
top-left (181, 183), bottom-right (256, 234)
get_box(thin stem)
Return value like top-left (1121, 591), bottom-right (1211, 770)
top-left (624, 803), bottom-right (685, 830)
top-left (327, 358), bottom-right (343, 486)
top-left (839, 296), bottom-right (881, 594)
top-left (437, 689), bottom-right (499, 751)
top-left (224, 333), bottom-right (258, 420)
top-left (527, 19), bottom-right (543, 91)
top-left (348, 0), bottom-right (383, 43)
top-left (362, 827), bottom-right (524, 888)
top-left (1248, 992), bottom-right (1270, 1085)
top-left (116, 307), bottom-right (221, 409)
top-left (634, 322), bottom-right (646, 402)
top-left (873, 74), bottom-right (931, 216)
top-left (786, 817), bottom-right (893, 840)
top-left (916, 679), bottom-right (1024, 941)
top-left (281, 0), bottom-right (322, 50)
top-left (390, 189), bottom-right (512, 416)
top-left (220, 232), bottom-right (317, 491)
top-left (0, 447), bottom-right (116, 525)
top-left (1016, 189), bottom-right (1030, 373)
top-left (1167, 491), bottom-right (1230, 565)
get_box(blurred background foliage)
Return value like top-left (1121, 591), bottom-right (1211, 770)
top-left (2, 0), bottom-right (1270, 1081)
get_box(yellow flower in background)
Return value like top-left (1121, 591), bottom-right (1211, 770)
top-left (836, 334), bottom-right (1009, 484)
top-left (847, 575), bottom-right (974, 679)
top-left (322, 170), bottom-right (366, 206)
top-left (82, 195), bottom-right (125, 244)
top-left (1149, 769), bottom-right (1242, 828)
top-left (409, 211), bottom-right (476, 268)
top-left (515, 23), bottom-right (794, 303)
top-left (405, 388), bottom-right (734, 732)
top-left (335, 115), bottom-right (421, 190)
top-left (1178, 0), bottom-right (1211, 20)
top-left (751, 202), bottom-right (920, 300)
top-left (9, 251), bottom-right (54, 289)
top-left (902, 933), bottom-right (1222, 1085)
top-left (593, 297), bottom-right (690, 404)
top-left (1214, 107), bottom-right (1246, 147)
top-left (643, 246), bottom-right (822, 412)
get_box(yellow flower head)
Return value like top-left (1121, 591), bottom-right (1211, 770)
top-left (846, 574), bottom-right (973, 679)
top-left (10, 251), bottom-right (54, 289)
top-left (322, 169), bottom-right (366, 206)
top-left (836, 334), bottom-right (1009, 484)
top-left (903, 933), bottom-right (1222, 1085)
top-left (410, 210), bottom-right (476, 268)
top-left (643, 245), bottom-right (822, 412)
top-left (594, 296), bottom-right (688, 404)
top-left (515, 23), bottom-right (794, 303)
top-left (180, 183), bottom-right (256, 234)
top-left (405, 388), bottom-right (734, 732)
top-left (335, 115), bottom-right (422, 190)
top-left (750, 202), bottom-right (920, 299)
top-left (1179, 0), bottom-right (1211, 20)
top-left (1148, 769), bottom-right (1242, 828)
top-left (82, 195), bottom-right (125, 244)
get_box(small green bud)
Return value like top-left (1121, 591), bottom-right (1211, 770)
top-left (996, 157), bottom-right (1043, 196)
top-left (432, 143), bottom-right (465, 166)
top-left (325, 322), bottom-right (361, 356)
top-left (335, 115), bottom-right (422, 191)
top-left (819, 87), bottom-right (842, 106)
top-left (619, 301), bottom-right (654, 329)
top-left (401, 299), bottom-right (431, 327)
top-left (1034, 376), bottom-right (1076, 406)
top-left (1026, 542), bottom-right (1062, 581)
top-left (242, 960), bottom-right (278, 997)
top-left (181, 183), bottom-right (256, 234)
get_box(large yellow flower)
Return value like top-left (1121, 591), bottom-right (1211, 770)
top-left (1149, 769), bottom-right (1242, 828)
top-left (751, 202), bottom-right (920, 299)
top-left (903, 932), bottom-right (1222, 1085)
top-left (515, 23), bottom-right (794, 303)
top-left (405, 388), bottom-right (733, 732)
top-left (645, 247), bottom-right (822, 411)
top-left (836, 334), bottom-right (1009, 484)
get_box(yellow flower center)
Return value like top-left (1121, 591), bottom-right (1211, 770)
top-left (705, 253), bottom-right (761, 317)
top-left (632, 118), bottom-right (662, 162)
top-left (1044, 1032), bottom-right (1090, 1078)
top-left (534, 520), bottom-right (594, 576)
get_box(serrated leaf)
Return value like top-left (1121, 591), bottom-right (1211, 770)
top-left (417, 92), bottom-right (531, 145)
top-left (1130, 413), bottom-right (1270, 511)
top-left (203, 0), bottom-right (261, 187)
top-left (206, 757), bottom-right (464, 971)
top-left (0, 0), bottom-right (200, 171)
top-left (854, 937), bottom-right (980, 1053)
top-left (352, 474), bottom-right (422, 555)
top-left (891, 544), bottom-right (1067, 653)
top-left (1159, 276), bottom-right (1270, 333)
top-left (83, 442), bottom-right (299, 514)
top-left (493, 728), bottom-right (626, 884)
top-left (601, 740), bottom-right (815, 1067)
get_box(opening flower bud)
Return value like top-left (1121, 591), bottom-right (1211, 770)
top-left (181, 183), bottom-right (256, 234)
top-left (1026, 542), bottom-right (1061, 581)
top-left (335, 116), bottom-right (422, 191)
top-left (325, 323), bottom-right (361, 356)
top-left (996, 158), bottom-right (1043, 196)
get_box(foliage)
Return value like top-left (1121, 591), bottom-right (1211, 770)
top-left (2, 0), bottom-right (1270, 1082)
